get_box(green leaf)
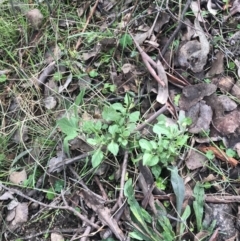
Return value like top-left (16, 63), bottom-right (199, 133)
top-left (150, 140), bottom-right (157, 149)
top-left (53, 72), bottom-right (62, 81)
top-left (107, 142), bottom-right (119, 156)
top-left (176, 135), bottom-right (188, 146)
top-left (89, 69), bottom-right (98, 77)
top-left (119, 33), bottom-right (133, 48)
top-left (153, 124), bottom-right (171, 137)
top-left (111, 103), bottom-right (125, 113)
top-left (46, 188), bottom-right (55, 200)
top-left (179, 205), bottom-right (191, 237)
top-left (174, 94), bottom-right (181, 106)
top-left (206, 150), bottom-right (215, 160)
top-left (121, 139), bottom-right (128, 146)
top-left (139, 139), bottom-right (153, 151)
top-left (142, 152), bottom-right (153, 166)
top-left (193, 182), bottom-right (204, 232)
top-left (54, 180), bottom-right (64, 192)
top-left (0, 74), bottom-right (7, 83)
top-left (108, 124), bottom-right (119, 135)
top-left (121, 130), bottom-right (131, 137)
top-left (124, 179), bottom-right (159, 241)
top-left (129, 111), bottom-right (140, 123)
top-left (91, 149), bottom-right (104, 168)
top-left (151, 165), bottom-right (162, 179)
top-left (64, 134), bottom-right (78, 156)
top-left (74, 89), bottom-right (85, 105)
top-left (169, 166), bottom-right (185, 216)
top-left (87, 138), bottom-right (99, 146)
top-left (226, 148), bottom-right (236, 158)
top-left (102, 106), bottom-right (120, 122)
top-left (57, 117), bottom-right (79, 135)
top-left (128, 231), bottom-right (145, 240)
top-left (82, 120), bottom-right (96, 134)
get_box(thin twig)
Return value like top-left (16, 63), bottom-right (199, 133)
top-left (75, 0), bottom-right (100, 50)
top-left (161, 0), bottom-right (192, 56)
top-left (0, 183), bottom-right (100, 229)
top-left (129, 32), bottom-right (165, 87)
top-left (135, 104), bottom-right (168, 132)
top-left (94, 176), bottom-right (108, 200)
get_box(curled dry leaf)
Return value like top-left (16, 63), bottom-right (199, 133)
top-left (153, 12), bottom-right (170, 32)
top-left (178, 18), bottom-right (210, 72)
top-left (7, 199), bottom-right (19, 210)
top-left (206, 51), bottom-right (224, 77)
top-left (207, 0), bottom-right (218, 15)
top-left (26, 9), bottom-right (44, 30)
top-left (0, 191), bottom-right (14, 200)
top-left (182, 18), bottom-right (196, 41)
top-left (190, 1), bottom-right (206, 22)
top-left (6, 209), bottom-right (16, 222)
top-left (186, 101), bottom-right (212, 134)
top-left (156, 60), bottom-right (168, 104)
top-left (9, 169), bottom-right (27, 185)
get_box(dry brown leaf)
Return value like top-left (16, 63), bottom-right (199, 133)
top-left (190, 1), bottom-right (206, 22)
top-left (11, 202), bottom-right (28, 226)
top-left (206, 51), bottom-right (224, 77)
top-left (179, 83), bottom-right (216, 110)
top-left (121, 63), bottom-right (135, 74)
top-left (7, 200), bottom-right (19, 210)
top-left (199, 146), bottom-right (239, 166)
top-left (0, 191), bottom-right (14, 200)
top-left (218, 95), bottom-right (237, 111)
top-left (186, 149), bottom-right (207, 170)
top-left (182, 18), bottom-right (196, 41)
top-left (6, 209), bottom-right (16, 222)
top-left (213, 110), bottom-right (240, 135)
top-left (43, 96), bottom-right (57, 110)
top-left (187, 101), bottom-right (212, 134)
top-left (207, 0), bottom-right (218, 15)
top-left (212, 76), bottom-right (234, 93)
top-left (51, 233), bottom-right (65, 241)
top-left (26, 9), bottom-right (43, 30)
top-left (9, 169), bottom-right (27, 185)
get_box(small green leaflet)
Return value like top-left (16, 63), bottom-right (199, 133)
top-left (139, 139), bottom-right (153, 151)
top-left (168, 166), bottom-right (185, 216)
top-left (91, 148), bottom-right (104, 168)
top-left (129, 111), bottom-right (140, 123)
top-left (119, 33), bottom-right (133, 48)
top-left (107, 141), bottom-right (119, 156)
top-left (193, 182), bottom-right (204, 232)
top-left (57, 116), bottom-right (79, 156)
top-left (0, 74), bottom-right (7, 83)
top-left (57, 117), bottom-right (79, 136)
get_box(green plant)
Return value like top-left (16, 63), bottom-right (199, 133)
top-left (138, 114), bottom-right (191, 179)
top-left (83, 94), bottom-right (140, 167)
